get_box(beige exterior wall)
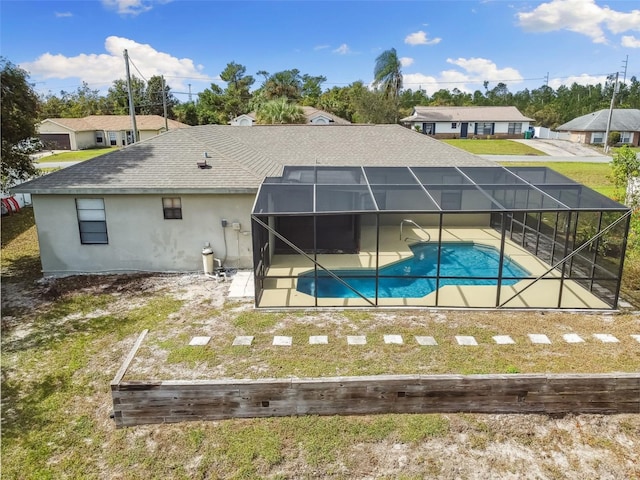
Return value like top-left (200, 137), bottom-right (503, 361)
top-left (75, 131), bottom-right (96, 150)
top-left (32, 193), bottom-right (256, 276)
top-left (138, 130), bottom-right (162, 142)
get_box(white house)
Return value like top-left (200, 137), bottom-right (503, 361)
top-left (230, 106), bottom-right (350, 126)
top-left (37, 115), bottom-right (190, 150)
top-left (400, 106), bottom-right (533, 139)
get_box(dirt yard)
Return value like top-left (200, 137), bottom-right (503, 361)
top-left (2, 272), bottom-right (639, 479)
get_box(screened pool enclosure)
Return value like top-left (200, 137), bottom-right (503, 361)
top-left (251, 166), bottom-right (631, 309)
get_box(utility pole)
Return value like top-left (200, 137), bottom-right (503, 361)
top-left (161, 75), bottom-right (168, 131)
top-left (188, 83), bottom-right (192, 103)
top-left (622, 55), bottom-right (628, 83)
top-left (544, 72), bottom-right (549, 87)
top-left (604, 72), bottom-right (619, 154)
top-left (123, 49), bottom-right (138, 144)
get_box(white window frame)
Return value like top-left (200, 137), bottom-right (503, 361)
top-left (620, 131), bottom-right (632, 143)
top-left (508, 122), bottom-right (522, 134)
top-left (76, 198), bottom-right (108, 244)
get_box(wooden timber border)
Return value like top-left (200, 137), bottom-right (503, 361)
top-left (111, 331), bottom-right (640, 428)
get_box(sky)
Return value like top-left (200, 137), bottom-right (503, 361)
top-left (1, 0), bottom-right (640, 102)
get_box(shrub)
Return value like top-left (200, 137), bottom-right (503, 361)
top-left (608, 131), bottom-right (621, 146)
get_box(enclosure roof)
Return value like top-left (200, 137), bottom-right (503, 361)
top-left (252, 165), bottom-right (629, 215)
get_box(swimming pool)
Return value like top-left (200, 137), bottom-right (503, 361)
top-left (296, 242), bottom-right (530, 298)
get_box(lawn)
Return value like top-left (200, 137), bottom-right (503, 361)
top-left (35, 148), bottom-right (115, 162)
top-left (443, 139), bottom-right (548, 155)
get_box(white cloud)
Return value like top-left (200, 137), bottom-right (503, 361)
top-left (55, 12), bottom-right (73, 18)
top-left (402, 57), bottom-right (523, 95)
top-left (447, 57), bottom-right (523, 83)
top-left (548, 73), bottom-right (608, 90)
top-left (101, 0), bottom-right (171, 16)
top-left (621, 35), bottom-right (640, 48)
top-left (399, 57), bottom-right (414, 67)
top-left (314, 45), bottom-right (330, 51)
top-left (517, 0), bottom-right (640, 44)
top-left (404, 30), bottom-right (441, 46)
top-left (21, 36), bottom-right (207, 92)
top-left (333, 44), bottom-right (351, 55)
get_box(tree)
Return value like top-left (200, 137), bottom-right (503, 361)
top-left (1, 58), bottom-right (40, 189)
top-left (219, 62), bottom-right (254, 120)
top-left (263, 69), bottom-right (303, 101)
top-left (351, 82), bottom-right (397, 124)
top-left (256, 97), bottom-right (305, 124)
top-left (142, 75), bottom-right (177, 117)
top-left (300, 74), bottom-right (326, 106)
top-left (610, 145), bottom-right (640, 205)
top-left (105, 76), bottom-right (145, 115)
top-left (173, 102), bottom-right (199, 126)
top-left (373, 48), bottom-right (402, 122)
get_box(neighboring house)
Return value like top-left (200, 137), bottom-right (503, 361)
top-left (556, 109), bottom-right (640, 146)
top-left (400, 106), bottom-right (533, 139)
top-left (37, 115), bottom-right (190, 150)
top-left (13, 124), bottom-right (491, 276)
top-left (230, 106), bottom-right (351, 126)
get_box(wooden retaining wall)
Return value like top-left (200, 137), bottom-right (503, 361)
top-left (112, 332), bottom-right (640, 427)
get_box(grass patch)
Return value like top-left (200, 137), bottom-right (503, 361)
top-left (35, 148), bottom-right (115, 162)
top-left (499, 161), bottom-right (616, 197)
top-left (0, 206), bottom-right (41, 282)
top-left (443, 139), bottom-right (547, 155)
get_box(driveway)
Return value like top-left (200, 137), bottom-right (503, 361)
top-left (481, 139), bottom-right (612, 163)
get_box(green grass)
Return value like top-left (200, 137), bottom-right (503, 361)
top-left (36, 148), bottom-right (115, 162)
top-left (443, 139), bottom-right (548, 155)
top-left (0, 206), bottom-right (41, 282)
top-left (498, 161), bottom-right (618, 198)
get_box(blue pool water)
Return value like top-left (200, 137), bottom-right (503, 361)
top-left (296, 242), bottom-right (530, 298)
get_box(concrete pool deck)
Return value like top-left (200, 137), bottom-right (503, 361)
top-left (257, 226), bottom-right (610, 309)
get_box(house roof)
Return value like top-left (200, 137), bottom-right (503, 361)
top-left (15, 124), bottom-right (493, 195)
top-left (400, 106), bottom-right (533, 123)
top-left (232, 106), bottom-right (351, 125)
top-left (39, 115), bottom-right (190, 132)
top-left (556, 109), bottom-right (640, 132)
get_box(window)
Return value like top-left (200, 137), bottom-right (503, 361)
top-left (476, 122), bottom-right (494, 135)
top-left (591, 132), bottom-right (605, 144)
top-left (76, 198), bottom-right (108, 244)
top-left (451, 122), bottom-right (457, 129)
top-left (620, 132), bottom-right (632, 143)
top-left (422, 123), bottom-right (435, 134)
top-left (108, 132), bottom-right (117, 146)
top-left (163, 197), bottom-right (182, 219)
top-left (508, 122), bottom-right (522, 134)
top-left (96, 132), bottom-right (103, 144)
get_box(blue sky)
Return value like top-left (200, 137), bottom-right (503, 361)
top-left (1, 0), bottom-right (639, 102)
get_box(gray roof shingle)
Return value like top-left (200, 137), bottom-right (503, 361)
top-left (400, 106), bottom-right (533, 123)
top-left (15, 124), bottom-right (494, 194)
top-left (39, 115), bottom-right (190, 132)
top-left (556, 109), bottom-right (640, 132)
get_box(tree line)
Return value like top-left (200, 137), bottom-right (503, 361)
top-left (3, 50), bottom-right (640, 188)
top-left (35, 49), bottom-right (640, 129)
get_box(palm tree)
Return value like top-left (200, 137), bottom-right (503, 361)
top-left (373, 48), bottom-right (403, 122)
top-left (256, 97), bottom-right (305, 124)
top-left (373, 48), bottom-right (402, 99)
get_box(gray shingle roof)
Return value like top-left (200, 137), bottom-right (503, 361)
top-left (400, 106), bottom-right (533, 123)
top-left (556, 109), bottom-right (640, 132)
top-left (39, 115), bottom-right (190, 132)
top-left (15, 124), bottom-right (494, 195)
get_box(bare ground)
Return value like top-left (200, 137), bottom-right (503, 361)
top-left (2, 272), bottom-right (639, 479)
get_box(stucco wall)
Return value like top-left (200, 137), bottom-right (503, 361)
top-left (76, 131), bottom-right (96, 150)
top-left (32, 193), bottom-right (256, 276)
